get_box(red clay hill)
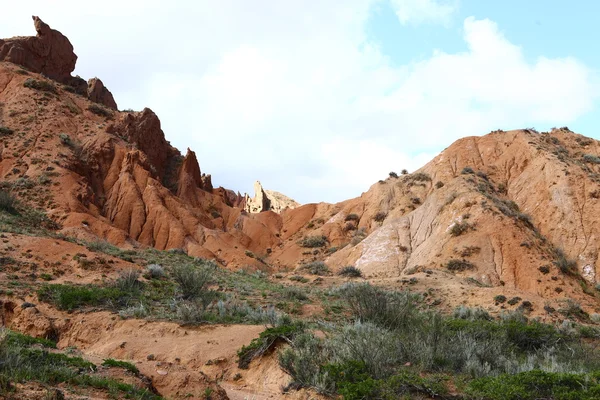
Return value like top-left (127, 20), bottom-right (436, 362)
top-left (1, 17), bottom-right (600, 314)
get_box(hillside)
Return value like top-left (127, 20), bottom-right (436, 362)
top-left (1, 16), bottom-right (600, 400)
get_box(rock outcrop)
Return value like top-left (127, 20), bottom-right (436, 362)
top-left (244, 180), bottom-right (299, 213)
top-left (87, 77), bottom-right (118, 110)
top-left (0, 16), bottom-right (117, 109)
top-left (0, 16), bottom-right (76, 82)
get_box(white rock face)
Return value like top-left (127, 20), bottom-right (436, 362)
top-left (244, 181), bottom-right (300, 214)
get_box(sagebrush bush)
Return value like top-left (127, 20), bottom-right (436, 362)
top-left (145, 264), bottom-right (165, 279)
top-left (338, 266), bottom-right (362, 278)
top-left (171, 261), bottom-right (217, 305)
top-left (345, 213), bottom-right (360, 222)
top-left (23, 78), bottom-right (57, 93)
top-left (445, 259), bottom-right (475, 272)
top-left (300, 235), bottom-right (327, 248)
top-left (299, 261), bottom-right (329, 276)
top-left (373, 212), bottom-right (387, 222)
top-left (87, 103), bottom-right (113, 118)
top-left (0, 190), bottom-right (17, 214)
top-left (449, 221), bottom-right (473, 236)
top-left (0, 126), bottom-right (14, 136)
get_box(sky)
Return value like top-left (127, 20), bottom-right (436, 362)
top-left (1, 1), bottom-right (599, 203)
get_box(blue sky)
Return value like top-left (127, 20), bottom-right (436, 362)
top-left (2, 1), bottom-right (599, 203)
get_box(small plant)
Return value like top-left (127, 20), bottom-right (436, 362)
top-left (299, 261), bottom-right (330, 276)
top-left (583, 154), bottom-right (600, 164)
top-left (338, 266), bottom-right (362, 278)
top-left (145, 264), bottom-right (165, 279)
top-left (507, 296), bottom-right (522, 306)
top-left (0, 126), bottom-right (14, 136)
top-left (461, 166), bottom-right (474, 174)
top-left (401, 169), bottom-right (408, 175)
top-left (87, 103), bottom-right (113, 118)
top-left (289, 275), bottom-right (309, 283)
top-left (171, 261), bottom-right (218, 305)
top-left (445, 259), bottom-right (475, 272)
top-left (345, 213), bottom-right (360, 222)
top-left (59, 133), bottom-right (73, 146)
top-left (102, 358), bottom-right (139, 374)
top-left (0, 190), bottom-right (17, 214)
top-left (389, 171), bottom-right (398, 178)
top-left (435, 181), bottom-right (444, 189)
top-left (238, 323), bottom-right (304, 369)
top-left (553, 248), bottom-right (578, 275)
top-left (23, 78), bottom-right (57, 93)
top-left (538, 265), bottom-right (550, 274)
top-left (449, 221), bottom-right (473, 236)
top-left (283, 286), bottom-right (308, 301)
top-left (494, 295), bottom-right (507, 303)
top-left (300, 235), bottom-right (327, 248)
top-left (373, 212), bottom-right (387, 222)
top-left (408, 172), bottom-right (431, 182)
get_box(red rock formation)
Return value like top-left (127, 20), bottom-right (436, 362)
top-left (87, 77), bottom-right (118, 110)
top-left (106, 108), bottom-right (176, 179)
top-left (0, 16), bottom-right (76, 82)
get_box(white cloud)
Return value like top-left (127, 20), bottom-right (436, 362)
top-left (391, 0), bottom-right (458, 25)
top-left (0, 2), bottom-right (597, 204)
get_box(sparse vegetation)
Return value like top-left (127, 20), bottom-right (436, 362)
top-left (449, 221), bottom-right (473, 236)
top-left (299, 261), bottom-right (330, 276)
top-left (59, 133), bottom-right (73, 146)
top-left (0, 126), bottom-right (14, 136)
top-left (275, 283), bottom-right (600, 399)
top-left (445, 259), bottom-right (475, 272)
top-left (0, 329), bottom-right (159, 399)
top-left (23, 78), bottom-right (57, 93)
top-left (373, 211), bottom-right (387, 222)
top-left (87, 103), bottom-right (113, 118)
top-left (435, 181), bottom-right (444, 188)
top-left (345, 213), bottom-right (360, 222)
top-left (583, 154), bottom-right (600, 164)
top-left (102, 358), bottom-right (139, 374)
top-left (462, 166), bottom-right (474, 174)
top-left (338, 266), bottom-right (362, 278)
top-left (0, 191), bottom-right (17, 214)
top-left (389, 171), bottom-right (398, 178)
top-left (552, 248), bottom-right (578, 275)
top-left (300, 235), bottom-right (327, 248)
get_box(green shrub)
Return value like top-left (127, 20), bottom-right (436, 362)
top-left (0, 191), bottom-right (17, 214)
top-left (23, 78), bottom-right (57, 93)
top-left (583, 154), bottom-right (600, 164)
top-left (102, 358), bottom-right (139, 374)
top-left (373, 212), bottom-right (387, 222)
top-left (553, 248), bottom-right (578, 275)
top-left (0, 126), bottom-right (14, 136)
top-left (408, 172), bottom-right (431, 182)
top-left (282, 286), bottom-right (308, 301)
top-left (336, 283), bottom-right (420, 330)
top-left (300, 235), bottom-right (327, 248)
top-left (59, 133), bottom-right (73, 146)
top-left (389, 171), bottom-right (398, 178)
top-left (87, 103), bottom-right (113, 118)
top-left (494, 295), bottom-right (507, 303)
top-left (338, 266), bottom-right (362, 278)
top-left (507, 296), bottom-right (521, 306)
top-left (299, 261), bottom-right (329, 276)
top-left (449, 221), bottom-right (473, 236)
top-left (345, 213), bottom-right (360, 222)
top-left (114, 269), bottom-right (142, 292)
top-left (37, 284), bottom-right (135, 311)
top-left (462, 166), bottom-right (474, 174)
top-left (467, 370), bottom-right (600, 400)
top-left (445, 259), bottom-right (475, 272)
top-left (238, 323), bottom-right (304, 369)
top-left (171, 261), bottom-right (218, 305)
